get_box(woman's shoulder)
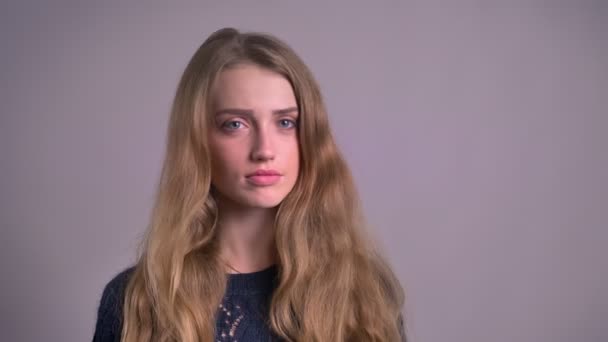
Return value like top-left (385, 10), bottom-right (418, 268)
top-left (104, 266), bottom-right (136, 294)
top-left (98, 265), bottom-right (136, 308)
top-left (92, 265), bottom-right (136, 342)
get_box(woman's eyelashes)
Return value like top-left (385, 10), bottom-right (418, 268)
top-left (278, 118), bottom-right (298, 129)
top-left (222, 120), bottom-right (246, 131)
top-left (220, 118), bottom-right (298, 132)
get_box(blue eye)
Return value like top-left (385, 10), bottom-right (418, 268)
top-left (279, 119), bottom-right (297, 129)
top-left (222, 120), bottom-right (244, 130)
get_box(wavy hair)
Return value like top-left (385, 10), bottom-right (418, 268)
top-left (121, 27), bottom-right (405, 341)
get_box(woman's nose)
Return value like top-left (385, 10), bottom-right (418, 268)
top-left (250, 127), bottom-right (275, 161)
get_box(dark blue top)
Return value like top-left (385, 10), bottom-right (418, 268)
top-left (92, 264), bottom-right (281, 342)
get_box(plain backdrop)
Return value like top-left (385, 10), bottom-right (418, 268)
top-left (1, 1), bottom-right (606, 341)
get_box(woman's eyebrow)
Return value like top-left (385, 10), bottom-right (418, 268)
top-left (215, 106), bottom-right (299, 117)
top-left (273, 106), bottom-right (299, 115)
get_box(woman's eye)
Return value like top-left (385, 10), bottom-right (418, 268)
top-left (279, 119), bottom-right (297, 129)
top-left (222, 120), bottom-right (244, 130)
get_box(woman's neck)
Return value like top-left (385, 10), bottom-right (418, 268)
top-left (216, 199), bottom-right (278, 274)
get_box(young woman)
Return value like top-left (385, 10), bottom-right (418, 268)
top-left (93, 27), bottom-right (406, 342)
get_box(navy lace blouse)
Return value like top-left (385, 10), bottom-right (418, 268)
top-left (92, 264), bottom-right (280, 341)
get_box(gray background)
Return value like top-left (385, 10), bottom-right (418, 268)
top-left (1, 1), bottom-right (606, 341)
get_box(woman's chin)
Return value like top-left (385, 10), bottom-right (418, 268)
top-left (242, 197), bottom-right (284, 209)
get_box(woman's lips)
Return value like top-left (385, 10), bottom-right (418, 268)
top-left (246, 175), bottom-right (282, 186)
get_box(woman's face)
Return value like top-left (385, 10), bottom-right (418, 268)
top-left (208, 64), bottom-right (300, 209)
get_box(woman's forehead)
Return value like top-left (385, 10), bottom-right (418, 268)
top-left (211, 64), bottom-right (297, 111)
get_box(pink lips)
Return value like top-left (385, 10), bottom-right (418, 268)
top-left (246, 169), bottom-right (282, 186)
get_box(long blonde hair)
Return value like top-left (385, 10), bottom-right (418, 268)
top-left (121, 27), bottom-right (405, 341)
